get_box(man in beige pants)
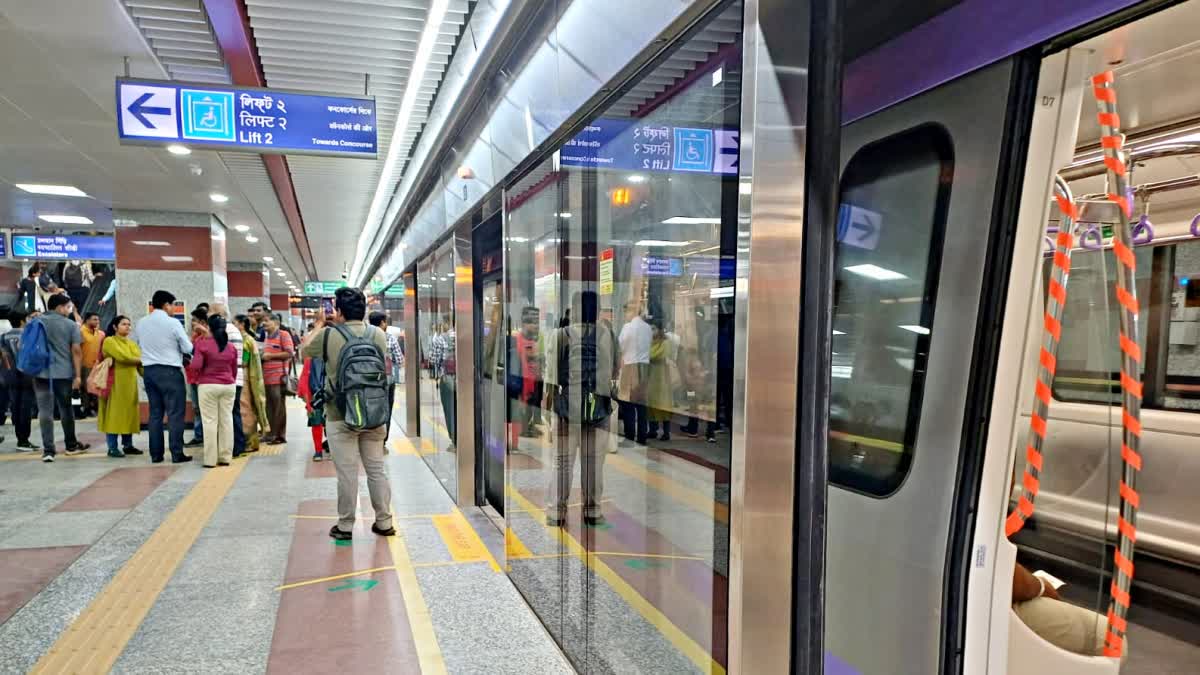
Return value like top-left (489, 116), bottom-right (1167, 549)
top-left (303, 287), bottom-right (394, 541)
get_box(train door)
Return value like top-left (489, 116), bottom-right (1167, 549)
top-left (821, 57), bottom-right (1037, 674)
top-left (474, 214), bottom-right (506, 517)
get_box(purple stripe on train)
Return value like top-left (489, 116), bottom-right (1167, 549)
top-left (844, 0), bottom-right (1141, 123)
top-left (826, 650), bottom-right (862, 675)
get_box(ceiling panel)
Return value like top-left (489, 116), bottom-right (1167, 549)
top-left (244, 0), bottom-right (471, 280)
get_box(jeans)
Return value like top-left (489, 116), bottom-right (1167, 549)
top-left (144, 365), bottom-right (187, 462)
top-left (106, 433), bottom-right (133, 453)
top-left (265, 383), bottom-right (287, 441)
top-left (34, 378), bottom-right (78, 453)
top-left (198, 383), bottom-right (235, 466)
top-left (620, 400), bottom-right (648, 444)
top-left (189, 383), bottom-right (204, 441)
top-left (327, 422), bottom-right (392, 533)
top-left (232, 385), bottom-right (245, 456)
top-left (8, 374), bottom-right (34, 444)
top-left (0, 376), bottom-right (9, 424)
top-left (546, 419), bottom-right (605, 519)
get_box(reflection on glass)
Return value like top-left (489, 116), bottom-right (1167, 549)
top-left (417, 239), bottom-right (457, 492)
top-left (502, 6), bottom-right (741, 672)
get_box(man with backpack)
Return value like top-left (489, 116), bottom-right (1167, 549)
top-left (303, 287), bottom-right (394, 541)
top-left (23, 294), bottom-right (89, 461)
top-left (543, 291), bottom-right (619, 527)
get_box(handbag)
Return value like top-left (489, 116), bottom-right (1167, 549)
top-left (285, 360), bottom-right (299, 397)
top-left (87, 357), bottom-right (114, 398)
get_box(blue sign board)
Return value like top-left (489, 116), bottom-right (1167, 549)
top-left (561, 119), bottom-right (737, 175)
top-left (835, 204), bottom-right (883, 251)
top-left (12, 234), bottom-right (115, 261)
top-left (640, 255), bottom-right (683, 276)
top-left (0, 233), bottom-right (7, 258)
top-left (116, 78), bottom-right (377, 158)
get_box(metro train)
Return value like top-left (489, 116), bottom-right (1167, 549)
top-left (816, 0), bottom-right (1200, 674)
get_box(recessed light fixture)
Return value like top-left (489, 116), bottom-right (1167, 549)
top-left (262, 256), bottom-right (274, 262)
top-left (234, 224), bottom-right (250, 233)
top-left (273, 267), bottom-right (282, 272)
top-left (662, 217), bottom-right (721, 225)
top-left (833, 330), bottom-right (846, 335)
top-left (276, 272), bottom-right (286, 278)
top-left (161, 255), bottom-right (194, 263)
top-left (636, 239), bottom-right (692, 247)
top-left (209, 192), bottom-right (229, 203)
top-left (38, 214), bottom-right (93, 225)
top-left (132, 240), bottom-right (171, 247)
top-left (844, 264), bottom-right (907, 281)
top-left (899, 325), bottom-right (931, 335)
top-left (113, 218), bottom-right (139, 228)
top-left (556, 212), bottom-right (572, 219)
top-left (16, 184), bottom-right (89, 197)
top-left (167, 144), bottom-right (192, 156)
top-left (245, 235), bottom-right (258, 243)
top-left (712, 67), bottom-right (724, 87)
top-left (627, 175), bottom-right (647, 183)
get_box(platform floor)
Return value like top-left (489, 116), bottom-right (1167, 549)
top-left (0, 400), bottom-right (573, 675)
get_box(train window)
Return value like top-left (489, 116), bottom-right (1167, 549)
top-left (828, 124), bottom-right (953, 496)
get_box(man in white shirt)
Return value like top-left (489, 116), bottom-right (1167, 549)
top-left (134, 290), bottom-right (193, 464)
top-left (209, 303), bottom-right (245, 456)
top-left (617, 301), bottom-right (652, 446)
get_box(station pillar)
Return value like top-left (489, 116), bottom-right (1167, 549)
top-left (228, 262), bottom-right (269, 315)
top-left (112, 210), bottom-right (228, 317)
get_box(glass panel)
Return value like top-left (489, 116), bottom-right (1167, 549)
top-left (426, 239), bottom-right (458, 492)
top-left (504, 5), bottom-right (741, 671)
top-left (828, 124), bottom-right (953, 497)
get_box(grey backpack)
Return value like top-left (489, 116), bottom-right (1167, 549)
top-left (324, 324), bottom-right (390, 430)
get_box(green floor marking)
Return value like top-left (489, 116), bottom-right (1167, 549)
top-left (329, 579), bottom-right (378, 592)
top-left (624, 559), bottom-right (667, 570)
top-left (333, 539), bottom-right (352, 547)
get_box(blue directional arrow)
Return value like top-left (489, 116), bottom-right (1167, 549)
top-left (128, 92), bottom-right (172, 129)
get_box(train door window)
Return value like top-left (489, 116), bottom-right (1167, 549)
top-left (829, 124), bottom-right (954, 496)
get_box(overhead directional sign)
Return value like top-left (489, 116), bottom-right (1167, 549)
top-left (835, 204), bottom-right (883, 251)
top-left (12, 234), bottom-right (115, 261)
top-left (560, 118), bottom-right (737, 175)
top-left (303, 280), bottom-right (347, 296)
top-left (116, 78), bottom-right (377, 158)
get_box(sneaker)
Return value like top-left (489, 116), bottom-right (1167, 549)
top-left (64, 443), bottom-right (90, 456)
top-left (329, 525), bottom-right (352, 541)
top-left (583, 514), bottom-right (607, 527)
top-left (107, 449), bottom-right (125, 458)
top-left (123, 446), bottom-right (144, 455)
top-left (706, 436), bottom-right (716, 444)
top-left (371, 523), bottom-right (396, 537)
top-left (660, 433), bottom-right (671, 442)
top-left (312, 451), bottom-right (323, 462)
top-left (184, 438), bottom-right (204, 448)
top-left (41, 453), bottom-right (54, 463)
top-left (172, 455), bottom-right (194, 464)
top-left (15, 441), bottom-right (34, 452)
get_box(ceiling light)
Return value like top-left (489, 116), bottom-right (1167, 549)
top-left (132, 240), bottom-right (171, 247)
top-left (276, 272), bottom-right (286, 278)
top-left (161, 256), bottom-right (194, 263)
top-left (844, 264), bottom-right (907, 281)
top-left (556, 212), bottom-right (572, 219)
top-left (234, 224), bottom-right (250, 233)
top-left (38, 214), bottom-right (93, 224)
top-left (167, 144), bottom-right (192, 156)
top-left (712, 67), bottom-right (724, 87)
top-left (636, 239), bottom-right (692, 247)
top-left (245, 235), bottom-right (258, 243)
top-left (739, 182), bottom-right (752, 195)
top-left (833, 330), bottom-right (845, 335)
top-left (627, 175), bottom-right (647, 183)
top-left (113, 218), bottom-right (139, 228)
top-left (209, 193), bottom-right (229, 203)
top-left (662, 217), bottom-right (722, 225)
top-left (273, 267), bottom-right (282, 272)
top-left (899, 325), bottom-right (931, 335)
top-left (350, 0), bottom-right (451, 283)
top-left (262, 256), bottom-right (274, 262)
top-left (16, 184), bottom-right (89, 197)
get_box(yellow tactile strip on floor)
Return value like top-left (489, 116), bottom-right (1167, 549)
top-left (30, 457), bottom-right (249, 674)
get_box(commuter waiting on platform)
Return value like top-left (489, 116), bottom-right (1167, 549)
top-left (235, 314), bottom-right (270, 452)
top-left (209, 304), bottom-right (246, 458)
top-left (30, 295), bottom-right (89, 461)
top-left (79, 312), bottom-right (104, 418)
top-left (1, 310), bottom-right (33, 450)
top-left (188, 315), bottom-right (238, 468)
top-left (98, 316), bottom-right (143, 458)
top-left (368, 311), bottom-right (399, 441)
top-left (303, 287), bottom-right (394, 541)
top-left (185, 306), bottom-right (209, 448)
top-left (543, 291), bottom-right (619, 527)
top-left (617, 301), bottom-right (651, 447)
top-left (260, 313), bottom-right (294, 445)
top-left (135, 290), bottom-right (193, 464)
top-left (17, 265), bottom-right (44, 314)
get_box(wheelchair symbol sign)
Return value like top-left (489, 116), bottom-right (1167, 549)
top-left (181, 89), bottom-right (235, 142)
top-left (672, 128), bottom-right (713, 172)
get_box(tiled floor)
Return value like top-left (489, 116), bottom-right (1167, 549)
top-left (0, 404), bottom-right (574, 675)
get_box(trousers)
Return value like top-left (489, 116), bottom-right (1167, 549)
top-left (144, 365), bottom-right (187, 462)
top-left (545, 418), bottom-right (606, 519)
top-left (198, 383), bottom-right (235, 466)
top-left (1013, 596), bottom-right (1129, 662)
top-left (8, 374), bottom-right (34, 444)
top-left (328, 422), bottom-right (392, 533)
top-left (265, 383), bottom-right (287, 441)
top-left (34, 378), bottom-right (77, 453)
top-left (232, 385), bottom-right (245, 455)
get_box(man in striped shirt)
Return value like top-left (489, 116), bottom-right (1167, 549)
top-left (260, 313), bottom-right (294, 445)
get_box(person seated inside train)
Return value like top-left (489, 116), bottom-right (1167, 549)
top-left (1011, 562), bottom-right (1127, 662)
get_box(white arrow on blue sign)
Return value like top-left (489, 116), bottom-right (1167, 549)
top-left (119, 83), bottom-right (179, 139)
top-left (836, 204), bottom-right (883, 251)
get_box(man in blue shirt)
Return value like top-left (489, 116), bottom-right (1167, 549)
top-left (134, 290), bottom-right (193, 464)
top-left (34, 294), bottom-right (88, 462)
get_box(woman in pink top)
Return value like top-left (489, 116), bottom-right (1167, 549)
top-left (188, 315), bottom-right (239, 467)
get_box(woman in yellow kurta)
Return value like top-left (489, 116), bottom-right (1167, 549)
top-left (98, 316), bottom-right (143, 458)
top-left (236, 315), bottom-right (270, 451)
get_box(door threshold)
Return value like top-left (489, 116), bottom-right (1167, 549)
top-left (479, 503), bottom-right (504, 532)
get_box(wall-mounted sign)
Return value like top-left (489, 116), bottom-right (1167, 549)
top-left (599, 248), bottom-right (614, 295)
top-left (147, 301), bottom-right (187, 326)
top-left (835, 204), bottom-right (883, 251)
top-left (303, 280), bottom-right (348, 296)
top-left (12, 234), bottom-right (115, 261)
top-left (116, 78), bottom-right (378, 158)
top-left (640, 255), bottom-right (683, 277)
top-left (560, 118), bottom-right (738, 175)
top-left (0, 233), bottom-right (7, 258)
top-left (368, 280), bottom-right (407, 297)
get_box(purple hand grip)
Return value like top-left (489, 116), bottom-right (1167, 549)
top-left (1132, 215), bottom-right (1153, 245)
